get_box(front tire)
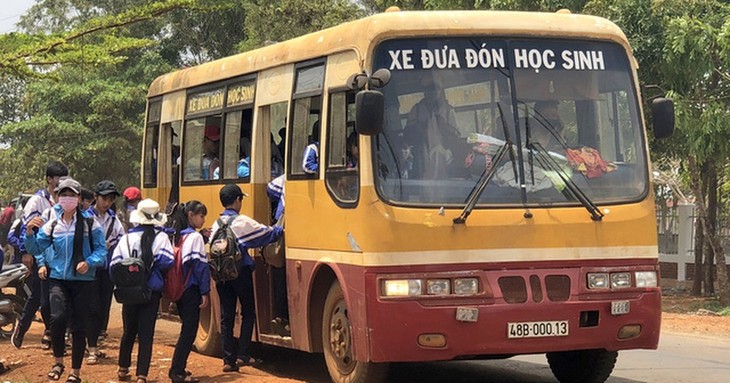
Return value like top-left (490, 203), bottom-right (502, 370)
top-left (546, 349), bottom-right (618, 383)
top-left (322, 281), bottom-right (387, 383)
top-left (0, 295), bottom-right (24, 338)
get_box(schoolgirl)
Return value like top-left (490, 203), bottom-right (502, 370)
top-left (85, 180), bottom-right (126, 364)
top-left (24, 177), bottom-right (108, 383)
top-left (167, 200), bottom-right (211, 383)
top-left (110, 199), bottom-right (173, 383)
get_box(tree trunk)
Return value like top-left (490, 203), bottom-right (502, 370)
top-left (693, 215), bottom-right (704, 296)
top-left (688, 157), bottom-right (730, 305)
top-left (705, 161), bottom-right (717, 295)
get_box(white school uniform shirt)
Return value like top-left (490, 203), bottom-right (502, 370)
top-left (110, 229), bottom-right (174, 267)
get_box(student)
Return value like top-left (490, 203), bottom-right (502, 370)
top-left (111, 199), bottom-right (173, 383)
top-left (302, 121), bottom-right (320, 174)
top-left (85, 180), bottom-right (125, 364)
top-left (79, 188), bottom-right (95, 211)
top-left (266, 175), bottom-right (288, 336)
top-left (119, 187), bottom-right (142, 230)
top-left (11, 161), bottom-right (68, 350)
top-left (167, 201), bottom-right (211, 383)
top-left (24, 177), bottom-right (108, 383)
top-left (213, 184), bottom-right (283, 372)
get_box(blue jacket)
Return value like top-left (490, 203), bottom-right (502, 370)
top-left (24, 205), bottom-right (108, 282)
top-left (302, 142), bottom-right (319, 174)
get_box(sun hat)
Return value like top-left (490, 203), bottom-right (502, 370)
top-left (129, 199), bottom-right (167, 226)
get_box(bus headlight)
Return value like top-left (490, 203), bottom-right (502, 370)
top-left (427, 279), bottom-right (451, 295)
top-left (587, 273), bottom-right (610, 289)
top-left (611, 272), bottom-right (632, 289)
top-left (453, 278), bottom-right (479, 295)
top-left (635, 271), bottom-right (658, 288)
top-left (382, 279), bottom-right (422, 296)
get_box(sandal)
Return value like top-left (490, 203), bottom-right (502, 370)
top-left (65, 374), bottom-right (81, 383)
top-left (236, 356), bottom-right (262, 367)
top-left (47, 363), bottom-right (64, 381)
top-left (41, 334), bottom-right (52, 350)
top-left (136, 376), bottom-right (147, 383)
top-left (86, 350), bottom-right (106, 365)
top-left (117, 367), bottom-right (131, 382)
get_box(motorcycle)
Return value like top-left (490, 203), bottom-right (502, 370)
top-left (0, 263), bottom-right (29, 338)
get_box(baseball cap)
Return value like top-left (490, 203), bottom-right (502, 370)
top-left (205, 125), bottom-right (221, 141)
top-left (219, 184), bottom-right (249, 206)
top-left (55, 177), bottom-right (81, 194)
top-left (95, 180), bottom-right (120, 197)
top-left (123, 186), bottom-right (142, 201)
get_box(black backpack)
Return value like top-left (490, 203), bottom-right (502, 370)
top-left (111, 235), bottom-right (152, 305)
top-left (208, 216), bottom-right (242, 282)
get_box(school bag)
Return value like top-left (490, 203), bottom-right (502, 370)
top-left (163, 234), bottom-right (190, 301)
top-left (208, 216), bottom-right (242, 282)
top-left (111, 236), bottom-right (153, 305)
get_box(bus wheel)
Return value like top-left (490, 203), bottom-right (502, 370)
top-left (546, 349), bottom-right (618, 383)
top-left (194, 287), bottom-right (222, 356)
top-left (322, 281), bottom-right (388, 383)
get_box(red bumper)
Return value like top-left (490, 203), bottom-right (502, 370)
top-left (364, 266), bottom-right (661, 363)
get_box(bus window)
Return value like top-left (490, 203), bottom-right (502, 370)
top-left (289, 62), bottom-right (324, 179)
top-left (260, 102), bottom-right (288, 179)
top-left (325, 91), bottom-right (358, 205)
top-left (220, 109), bottom-right (253, 180)
top-left (143, 99), bottom-right (161, 187)
top-left (182, 116), bottom-right (222, 182)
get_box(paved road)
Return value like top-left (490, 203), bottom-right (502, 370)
top-left (257, 331), bottom-right (730, 383)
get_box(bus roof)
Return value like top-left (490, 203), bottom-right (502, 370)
top-left (147, 9), bottom-right (630, 98)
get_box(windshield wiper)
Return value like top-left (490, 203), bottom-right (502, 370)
top-left (529, 142), bottom-right (604, 221)
top-left (453, 103), bottom-right (518, 225)
top-left (453, 143), bottom-right (511, 224)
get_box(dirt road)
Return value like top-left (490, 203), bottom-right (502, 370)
top-left (1, 301), bottom-right (729, 383)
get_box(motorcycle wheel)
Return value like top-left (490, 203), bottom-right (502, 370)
top-left (0, 295), bottom-right (24, 338)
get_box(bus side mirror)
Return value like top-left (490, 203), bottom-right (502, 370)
top-left (652, 97), bottom-right (674, 139)
top-left (355, 90), bottom-right (384, 136)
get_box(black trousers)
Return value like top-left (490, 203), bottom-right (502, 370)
top-left (48, 279), bottom-right (92, 369)
top-left (170, 286), bottom-right (202, 376)
top-left (86, 269), bottom-right (113, 347)
top-left (272, 266), bottom-right (288, 319)
top-left (217, 267), bottom-right (255, 366)
top-left (17, 265), bottom-right (50, 337)
top-left (119, 292), bottom-right (161, 377)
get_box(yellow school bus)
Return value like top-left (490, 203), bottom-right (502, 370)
top-left (142, 8), bottom-right (673, 383)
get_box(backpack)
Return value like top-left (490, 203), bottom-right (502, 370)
top-left (163, 234), bottom-right (190, 301)
top-left (208, 216), bottom-right (242, 282)
top-left (111, 236), bottom-right (152, 305)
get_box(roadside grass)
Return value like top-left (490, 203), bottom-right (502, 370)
top-left (662, 289), bottom-right (730, 316)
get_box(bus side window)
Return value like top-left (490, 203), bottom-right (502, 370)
top-left (288, 62), bottom-right (324, 179)
top-left (182, 116), bottom-right (222, 182)
top-left (220, 108), bottom-right (253, 181)
top-left (325, 91), bottom-right (359, 205)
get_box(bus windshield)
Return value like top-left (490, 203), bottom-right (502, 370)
top-left (373, 37), bottom-right (647, 207)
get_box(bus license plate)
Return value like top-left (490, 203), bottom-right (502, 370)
top-left (507, 321), bottom-right (569, 339)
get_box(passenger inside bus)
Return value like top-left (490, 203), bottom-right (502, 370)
top-left (529, 100), bottom-right (568, 152)
top-left (402, 75), bottom-right (462, 179)
top-left (214, 136), bottom-right (251, 180)
top-left (302, 120), bottom-right (320, 174)
top-left (184, 124), bottom-right (221, 181)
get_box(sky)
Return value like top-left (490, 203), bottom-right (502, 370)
top-left (0, 0), bottom-right (36, 34)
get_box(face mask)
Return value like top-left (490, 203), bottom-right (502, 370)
top-left (59, 196), bottom-right (78, 212)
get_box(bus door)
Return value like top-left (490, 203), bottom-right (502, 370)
top-left (253, 101), bottom-right (291, 342)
